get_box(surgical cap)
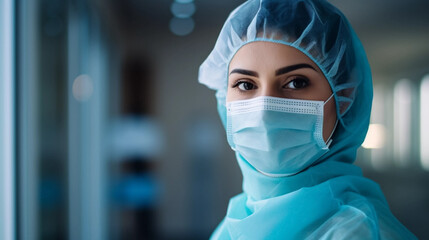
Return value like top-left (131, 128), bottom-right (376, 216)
top-left (199, 0), bottom-right (373, 163)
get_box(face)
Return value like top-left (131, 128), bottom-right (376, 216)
top-left (227, 41), bottom-right (337, 142)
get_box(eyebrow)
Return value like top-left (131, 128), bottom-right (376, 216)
top-left (275, 63), bottom-right (317, 76)
top-left (229, 63), bottom-right (317, 77)
top-left (229, 69), bottom-right (259, 77)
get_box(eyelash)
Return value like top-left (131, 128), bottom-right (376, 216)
top-left (231, 76), bottom-right (310, 92)
top-left (232, 80), bottom-right (257, 91)
top-left (284, 76), bottom-right (310, 89)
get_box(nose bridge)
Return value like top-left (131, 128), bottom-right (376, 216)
top-left (259, 76), bottom-right (282, 98)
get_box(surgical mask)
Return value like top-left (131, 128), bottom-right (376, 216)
top-left (226, 94), bottom-right (336, 177)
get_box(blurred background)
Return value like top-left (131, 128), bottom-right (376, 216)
top-left (1, 0), bottom-right (428, 239)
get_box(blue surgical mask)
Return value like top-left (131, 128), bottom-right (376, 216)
top-left (226, 94), bottom-right (336, 177)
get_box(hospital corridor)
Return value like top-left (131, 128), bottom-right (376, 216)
top-left (1, 0), bottom-right (429, 239)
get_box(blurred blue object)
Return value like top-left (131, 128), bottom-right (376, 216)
top-left (40, 178), bottom-right (62, 209)
top-left (112, 174), bottom-right (159, 208)
top-left (108, 116), bottom-right (163, 160)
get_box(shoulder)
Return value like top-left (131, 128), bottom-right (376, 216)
top-left (310, 177), bottom-right (418, 239)
top-left (308, 198), bottom-right (417, 240)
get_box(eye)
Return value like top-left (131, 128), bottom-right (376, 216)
top-left (285, 77), bottom-right (309, 89)
top-left (233, 81), bottom-right (257, 91)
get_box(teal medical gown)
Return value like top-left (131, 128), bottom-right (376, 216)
top-left (198, 0), bottom-right (417, 239)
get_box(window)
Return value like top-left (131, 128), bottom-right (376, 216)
top-left (361, 77), bottom-right (429, 171)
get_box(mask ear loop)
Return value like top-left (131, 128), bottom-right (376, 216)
top-left (324, 93), bottom-right (334, 104)
top-left (323, 93), bottom-right (337, 148)
top-left (325, 119), bottom-right (338, 148)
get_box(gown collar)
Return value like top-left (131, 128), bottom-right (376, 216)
top-left (236, 153), bottom-right (363, 201)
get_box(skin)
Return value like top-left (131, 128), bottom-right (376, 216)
top-left (226, 41), bottom-right (337, 142)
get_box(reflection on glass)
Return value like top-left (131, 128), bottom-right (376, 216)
top-left (393, 79), bottom-right (412, 167)
top-left (421, 75), bottom-right (429, 170)
top-left (169, 17), bottom-right (195, 36)
top-left (171, 2), bottom-right (196, 18)
top-left (362, 123), bottom-right (386, 149)
top-left (72, 74), bottom-right (94, 102)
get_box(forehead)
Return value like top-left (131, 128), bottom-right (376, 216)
top-left (229, 41), bottom-right (318, 71)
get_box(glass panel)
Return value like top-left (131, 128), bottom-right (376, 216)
top-left (67, 5), bottom-right (108, 239)
top-left (0, 0), bottom-right (15, 239)
top-left (16, 0), bottom-right (39, 239)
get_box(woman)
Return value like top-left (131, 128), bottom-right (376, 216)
top-left (199, 0), bottom-right (416, 239)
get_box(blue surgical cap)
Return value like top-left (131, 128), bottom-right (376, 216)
top-left (198, 0), bottom-right (417, 239)
top-left (199, 0), bottom-right (373, 164)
